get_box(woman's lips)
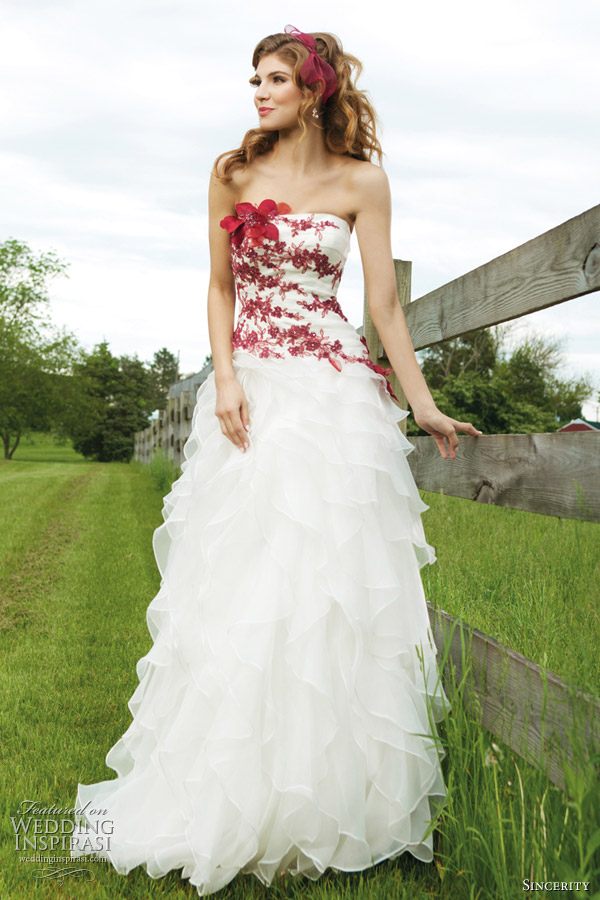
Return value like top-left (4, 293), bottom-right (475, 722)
top-left (259, 107), bottom-right (273, 116)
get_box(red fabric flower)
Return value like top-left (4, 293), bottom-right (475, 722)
top-left (220, 199), bottom-right (292, 247)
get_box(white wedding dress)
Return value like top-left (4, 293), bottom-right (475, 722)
top-left (70, 203), bottom-right (449, 895)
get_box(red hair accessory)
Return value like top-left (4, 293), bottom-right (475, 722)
top-left (284, 24), bottom-right (337, 103)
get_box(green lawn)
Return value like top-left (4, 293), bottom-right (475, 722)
top-left (1, 432), bottom-right (598, 900)
top-left (419, 488), bottom-right (600, 698)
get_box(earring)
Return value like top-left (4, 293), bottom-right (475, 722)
top-left (312, 107), bottom-right (319, 119)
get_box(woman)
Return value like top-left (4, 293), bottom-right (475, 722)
top-left (71, 25), bottom-right (482, 896)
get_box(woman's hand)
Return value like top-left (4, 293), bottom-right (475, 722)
top-left (215, 375), bottom-right (250, 452)
top-left (412, 405), bottom-right (483, 460)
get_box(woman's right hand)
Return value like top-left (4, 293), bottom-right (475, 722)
top-left (215, 375), bottom-right (251, 452)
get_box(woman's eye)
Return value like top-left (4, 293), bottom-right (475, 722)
top-left (250, 77), bottom-right (286, 88)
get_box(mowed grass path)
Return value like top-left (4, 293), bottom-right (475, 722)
top-left (1, 433), bottom-right (598, 900)
top-left (0, 437), bottom-right (168, 898)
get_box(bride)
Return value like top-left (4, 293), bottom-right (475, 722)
top-left (71, 24), bottom-right (482, 896)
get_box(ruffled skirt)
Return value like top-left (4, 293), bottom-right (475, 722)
top-left (70, 349), bottom-right (449, 895)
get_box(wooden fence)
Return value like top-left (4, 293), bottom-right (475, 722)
top-left (134, 363), bottom-right (213, 468)
top-left (362, 203), bottom-right (600, 789)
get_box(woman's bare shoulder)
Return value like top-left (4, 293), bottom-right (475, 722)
top-left (209, 165), bottom-right (248, 215)
top-left (211, 157), bottom-right (258, 203)
top-left (342, 157), bottom-right (388, 190)
top-left (336, 158), bottom-right (389, 218)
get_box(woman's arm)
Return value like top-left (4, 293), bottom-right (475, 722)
top-left (353, 164), bottom-right (482, 459)
top-left (207, 169), bottom-right (238, 383)
top-left (207, 168), bottom-right (250, 452)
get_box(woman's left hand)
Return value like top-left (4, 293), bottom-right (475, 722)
top-left (412, 406), bottom-right (483, 460)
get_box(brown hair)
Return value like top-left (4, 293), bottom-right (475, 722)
top-left (213, 29), bottom-right (383, 183)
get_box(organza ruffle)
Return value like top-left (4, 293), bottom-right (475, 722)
top-left (71, 351), bottom-right (448, 896)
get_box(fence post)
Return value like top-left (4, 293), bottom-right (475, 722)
top-left (363, 259), bottom-right (411, 433)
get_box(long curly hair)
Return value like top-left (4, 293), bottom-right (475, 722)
top-left (214, 29), bottom-right (383, 183)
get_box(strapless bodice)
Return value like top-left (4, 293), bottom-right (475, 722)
top-left (220, 202), bottom-right (398, 400)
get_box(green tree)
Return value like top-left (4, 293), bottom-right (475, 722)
top-left (148, 347), bottom-right (180, 411)
top-left (0, 319), bottom-right (80, 459)
top-left (420, 326), bottom-right (501, 390)
top-left (0, 238), bottom-right (69, 333)
top-left (61, 341), bottom-right (155, 463)
top-left (410, 325), bottom-right (594, 435)
top-left (0, 239), bottom-right (79, 458)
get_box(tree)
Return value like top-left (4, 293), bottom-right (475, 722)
top-left (0, 238), bottom-right (69, 333)
top-left (0, 239), bottom-right (79, 458)
top-left (148, 347), bottom-right (180, 411)
top-left (60, 341), bottom-right (155, 463)
top-left (0, 318), bottom-right (79, 459)
top-left (409, 324), bottom-right (594, 436)
top-left (495, 333), bottom-right (592, 424)
top-left (420, 326), bottom-right (502, 390)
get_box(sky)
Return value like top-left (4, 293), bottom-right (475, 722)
top-left (2, 0), bottom-right (599, 420)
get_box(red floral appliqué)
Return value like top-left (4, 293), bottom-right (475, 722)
top-left (219, 201), bottom-right (400, 403)
top-left (220, 199), bottom-right (292, 248)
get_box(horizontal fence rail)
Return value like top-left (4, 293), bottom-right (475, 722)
top-left (365, 203), bottom-right (600, 357)
top-left (428, 603), bottom-right (600, 791)
top-left (407, 431), bottom-right (599, 521)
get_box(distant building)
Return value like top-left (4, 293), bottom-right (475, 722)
top-left (558, 417), bottom-right (600, 433)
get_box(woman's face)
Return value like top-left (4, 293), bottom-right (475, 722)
top-left (250, 53), bottom-right (304, 131)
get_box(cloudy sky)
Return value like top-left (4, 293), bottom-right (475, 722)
top-left (2, 0), bottom-right (599, 419)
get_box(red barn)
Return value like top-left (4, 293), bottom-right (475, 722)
top-left (558, 418), bottom-right (600, 432)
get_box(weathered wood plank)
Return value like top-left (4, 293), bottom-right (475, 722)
top-left (360, 205), bottom-right (599, 357)
top-left (427, 603), bottom-right (600, 790)
top-left (406, 430), bottom-right (599, 521)
top-left (405, 203), bottom-right (600, 350)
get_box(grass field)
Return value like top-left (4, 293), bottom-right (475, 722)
top-left (1, 432), bottom-right (598, 900)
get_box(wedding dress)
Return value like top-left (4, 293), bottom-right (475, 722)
top-left (70, 200), bottom-right (449, 895)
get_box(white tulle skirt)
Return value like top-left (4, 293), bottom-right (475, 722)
top-left (70, 349), bottom-right (449, 896)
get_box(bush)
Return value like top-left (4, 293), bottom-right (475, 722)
top-left (148, 449), bottom-right (180, 494)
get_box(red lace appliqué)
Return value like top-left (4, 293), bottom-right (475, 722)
top-left (219, 201), bottom-right (400, 403)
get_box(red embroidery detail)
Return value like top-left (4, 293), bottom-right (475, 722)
top-left (298, 293), bottom-right (348, 321)
top-left (221, 202), bottom-right (400, 403)
top-left (279, 214), bottom-right (338, 241)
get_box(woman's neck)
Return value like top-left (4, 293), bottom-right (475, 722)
top-left (270, 123), bottom-right (330, 175)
